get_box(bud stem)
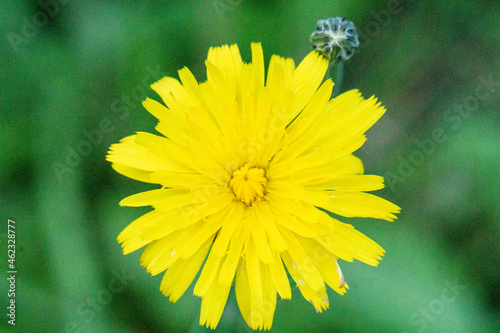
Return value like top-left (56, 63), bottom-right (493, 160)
top-left (331, 61), bottom-right (344, 98)
top-left (311, 17), bottom-right (359, 98)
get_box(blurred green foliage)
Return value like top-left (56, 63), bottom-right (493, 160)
top-left (1, 0), bottom-right (499, 332)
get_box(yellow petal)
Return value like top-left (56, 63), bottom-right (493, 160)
top-left (134, 131), bottom-right (220, 175)
top-left (140, 223), bottom-right (205, 275)
top-left (307, 91), bottom-right (386, 151)
top-left (199, 78), bottom-right (232, 138)
top-left (218, 224), bottom-right (246, 286)
top-left (236, 259), bottom-right (252, 327)
top-left (151, 76), bottom-right (195, 116)
top-left (142, 98), bottom-right (192, 144)
top-left (251, 42), bottom-right (265, 95)
top-left (194, 246), bottom-right (224, 297)
top-left (177, 209), bottom-right (227, 259)
top-left (246, 237), bottom-right (263, 304)
top-left (266, 54), bottom-right (295, 94)
top-left (303, 190), bottom-right (400, 221)
top-left (199, 265), bottom-right (231, 329)
top-left (317, 219), bottom-right (386, 266)
top-left (253, 202), bottom-right (287, 252)
top-left (211, 205), bottom-right (245, 257)
top-left (279, 228), bottom-right (325, 292)
top-left (207, 44), bottom-right (242, 97)
top-left (248, 209), bottom-right (275, 264)
top-left (297, 236), bottom-right (348, 295)
top-left (106, 136), bottom-right (170, 172)
top-left (178, 66), bottom-right (201, 101)
top-left (289, 154), bottom-right (364, 185)
top-left (270, 205), bottom-right (332, 238)
top-left (119, 188), bottom-right (188, 207)
top-left (286, 50), bottom-right (329, 120)
top-left (117, 210), bottom-right (175, 254)
top-left (148, 169), bottom-right (214, 190)
top-left (251, 262), bottom-right (277, 330)
top-left (281, 250), bottom-right (329, 313)
top-left (160, 236), bottom-right (212, 302)
top-left (110, 163), bottom-right (155, 184)
top-left (279, 79), bottom-right (334, 160)
top-left (304, 175), bottom-right (384, 191)
top-left (268, 251), bottom-right (291, 300)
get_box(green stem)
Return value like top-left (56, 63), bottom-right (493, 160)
top-left (331, 60), bottom-right (344, 98)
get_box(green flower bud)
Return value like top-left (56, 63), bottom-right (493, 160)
top-left (310, 17), bottom-right (359, 62)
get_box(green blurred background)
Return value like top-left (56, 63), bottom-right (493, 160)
top-left (1, 0), bottom-right (499, 332)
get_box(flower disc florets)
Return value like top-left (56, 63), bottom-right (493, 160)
top-left (229, 164), bottom-right (267, 206)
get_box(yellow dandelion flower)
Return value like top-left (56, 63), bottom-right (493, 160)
top-left (106, 43), bottom-right (400, 330)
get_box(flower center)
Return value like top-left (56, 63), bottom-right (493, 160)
top-left (229, 164), bottom-right (267, 206)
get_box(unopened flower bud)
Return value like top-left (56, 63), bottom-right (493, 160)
top-left (310, 17), bottom-right (359, 62)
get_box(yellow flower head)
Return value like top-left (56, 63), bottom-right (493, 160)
top-left (107, 43), bottom-right (400, 330)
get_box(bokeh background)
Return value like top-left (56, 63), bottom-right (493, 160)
top-left (1, 0), bottom-right (499, 332)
